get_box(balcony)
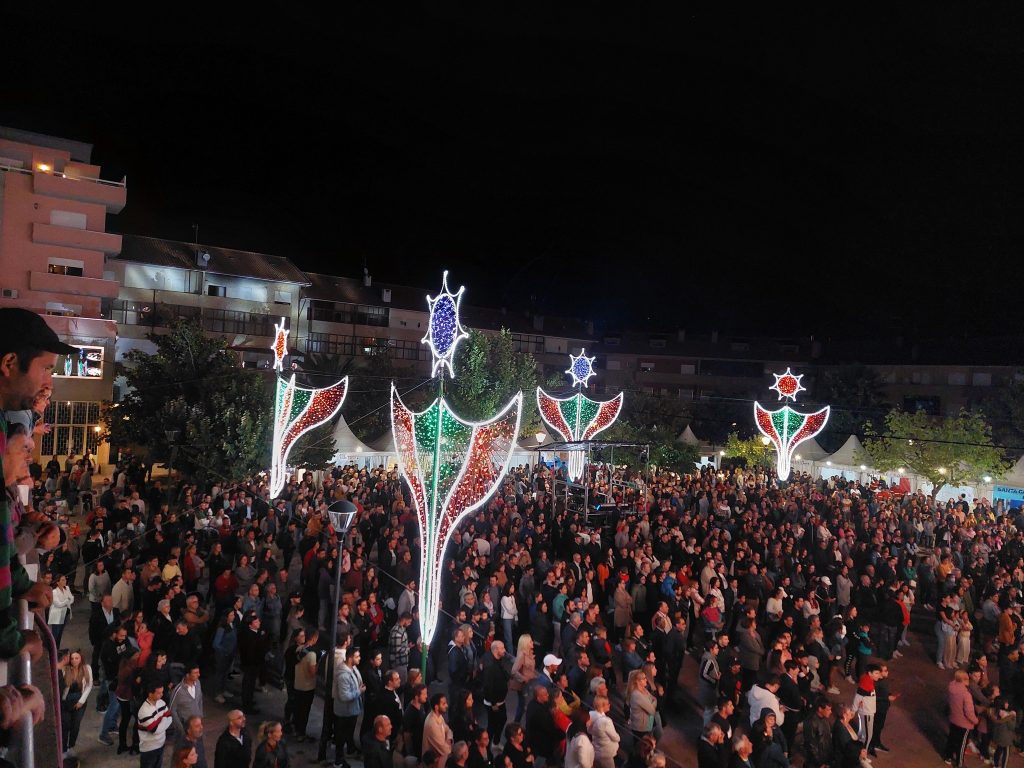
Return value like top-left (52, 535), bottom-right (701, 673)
top-left (29, 270), bottom-right (120, 299)
top-left (32, 223), bottom-right (122, 254)
top-left (32, 169), bottom-right (126, 213)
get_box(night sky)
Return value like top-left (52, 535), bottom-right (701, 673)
top-left (4, 8), bottom-right (1023, 338)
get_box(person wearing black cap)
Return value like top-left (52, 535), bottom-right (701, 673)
top-left (0, 308), bottom-right (69, 660)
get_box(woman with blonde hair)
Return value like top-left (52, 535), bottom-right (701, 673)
top-left (59, 648), bottom-right (93, 757)
top-left (253, 720), bottom-right (289, 768)
top-left (589, 695), bottom-right (619, 768)
top-left (510, 634), bottom-right (538, 722)
top-left (625, 669), bottom-right (658, 742)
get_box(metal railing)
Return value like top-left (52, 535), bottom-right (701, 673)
top-left (0, 161), bottom-right (126, 188)
top-left (0, 601), bottom-right (37, 768)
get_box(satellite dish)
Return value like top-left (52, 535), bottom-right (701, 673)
top-left (196, 251), bottom-right (211, 267)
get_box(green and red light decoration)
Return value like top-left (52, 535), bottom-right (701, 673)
top-left (754, 368), bottom-right (829, 481)
top-left (537, 351), bottom-right (624, 480)
top-left (269, 319), bottom-right (347, 498)
top-left (391, 271), bottom-right (522, 645)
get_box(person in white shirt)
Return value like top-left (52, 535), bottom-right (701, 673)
top-left (48, 572), bottom-right (75, 645)
top-left (589, 695), bottom-right (619, 768)
top-left (137, 683), bottom-right (172, 767)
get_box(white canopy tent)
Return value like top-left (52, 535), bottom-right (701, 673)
top-left (334, 424), bottom-right (395, 469)
top-left (676, 425), bottom-right (700, 446)
top-left (819, 435), bottom-right (871, 482)
top-left (987, 455), bottom-right (1024, 510)
top-left (790, 437), bottom-right (830, 475)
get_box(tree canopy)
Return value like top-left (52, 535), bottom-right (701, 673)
top-left (857, 407), bottom-right (1009, 497)
top-left (724, 432), bottom-right (773, 468)
top-left (448, 329), bottom-right (539, 434)
top-left (103, 319), bottom-right (338, 484)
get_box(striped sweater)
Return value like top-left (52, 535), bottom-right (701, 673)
top-left (0, 415), bottom-right (32, 658)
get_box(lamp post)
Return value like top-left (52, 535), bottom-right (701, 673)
top-left (326, 500), bottom-right (357, 654)
top-left (318, 499), bottom-right (357, 763)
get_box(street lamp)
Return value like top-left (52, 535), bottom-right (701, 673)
top-left (326, 500), bottom-right (357, 654)
top-left (535, 432), bottom-right (546, 445)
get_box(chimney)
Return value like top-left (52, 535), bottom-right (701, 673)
top-left (532, 314), bottom-right (544, 331)
top-left (711, 330), bottom-right (719, 344)
top-left (363, 267), bottom-right (372, 287)
top-left (677, 328), bottom-right (686, 342)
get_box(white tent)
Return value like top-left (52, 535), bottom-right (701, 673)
top-left (330, 414), bottom-right (378, 466)
top-left (676, 425), bottom-right (700, 446)
top-left (819, 435), bottom-right (870, 481)
top-left (794, 437), bottom-right (829, 463)
top-left (790, 437), bottom-right (830, 476)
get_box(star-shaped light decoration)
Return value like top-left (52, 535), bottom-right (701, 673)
top-left (271, 317), bottom-right (289, 372)
top-left (565, 349), bottom-right (597, 388)
top-left (769, 367), bottom-right (806, 401)
top-left (422, 270), bottom-right (469, 378)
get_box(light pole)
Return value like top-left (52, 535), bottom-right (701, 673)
top-left (318, 499), bottom-right (357, 762)
top-left (326, 499), bottom-right (357, 654)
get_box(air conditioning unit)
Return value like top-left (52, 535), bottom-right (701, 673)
top-left (0, 288), bottom-right (18, 299)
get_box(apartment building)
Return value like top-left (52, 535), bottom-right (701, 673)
top-left (0, 127), bottom-right (126, 464)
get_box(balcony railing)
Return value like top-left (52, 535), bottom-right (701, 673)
top-left (108, 300), bottom-right (277, 336)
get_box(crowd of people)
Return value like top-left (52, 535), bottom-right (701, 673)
top-left (6, 307), bottom-right (1024, 768)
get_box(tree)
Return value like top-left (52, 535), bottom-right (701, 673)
top-left (724, 432), bottom-right (773, 468)
top-left (102, 319), bottom-right (274, 483)
top-left (448, 329), bottom-right (539, 435)
top-left (857, 408), bottom-right (1010, 497)
top-left (601, 392), bottom-right (698, 472)
top-left (812, 365), bottom-right (889, 451)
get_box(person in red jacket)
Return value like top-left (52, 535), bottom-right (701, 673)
top-left (945, 669), bottom-right (979, 766)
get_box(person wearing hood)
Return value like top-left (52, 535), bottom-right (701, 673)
top-left (750, 708), bottom-right (789, 768)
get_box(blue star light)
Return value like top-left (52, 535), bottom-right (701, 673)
top-left (423, 270), bottom-right (470, 378)
top-left (566, 349), bottom-right (597, 388)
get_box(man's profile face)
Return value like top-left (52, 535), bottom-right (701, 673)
top-left (1, 351), bottom-right (56, 410)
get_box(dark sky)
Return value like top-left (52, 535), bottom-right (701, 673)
top-left (4, 7), bottom-right (1024, 338)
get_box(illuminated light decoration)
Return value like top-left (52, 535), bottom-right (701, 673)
top-left (391, 385), bottom-right (522, 644)
top-left (422, 270), bottom-right (469, 378)
top-left (754, 369), bottom-right (829, 481)
top-left (769, 367), bottom-right (806, 401)
top-left (565, 349), bottom-right (597, 388)
top-left (64, 354), bottom-right (73, 376)
top-left (270, 373), bottom-right (348, 498)
top-left (536, 389), bottom-right (624, 480)
top-left (271, 317), bottom-right (289, 371)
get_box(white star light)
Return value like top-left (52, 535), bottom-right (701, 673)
top-left (566, 349), bottom-right (597, 388)
top-left (422, 270), bottom-right (470, 378)
top-left (769, 367), bottom-right (806, 401)
top-left (271, 317), bottom-right (289, 371)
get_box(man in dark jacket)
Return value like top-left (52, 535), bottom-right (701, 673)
top-left (524, 685), bottom-right (561, 761)
top-left (481, 641), bottom-right (510, 744)
top-left (238, 613), bottom-right (270, 713)
top-left (214, 710), bottom-right (253, 768)
top-left (802, 698), bottom-right (834, 768)
top-left (362, 715), bottom-right (394, 768)
top-left (698, 722), bottom-right (728, 768)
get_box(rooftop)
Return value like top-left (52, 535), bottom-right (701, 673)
top-left (115, 235), bottom-right (311, 286)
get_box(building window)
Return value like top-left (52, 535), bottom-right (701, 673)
top-left (649, 338), bottom-right (666, 348)
top-left (273, 290), bottom-right (291, 305)
top-left (948, 372), bottom-right (967, 386)
top-left (606, 359), bottom-right (621, 371)
top-left (680, 363), bottom-right (696, 375)
top-left (972, 372), bottom-right (992, 386)
top-left (207, 285), bottom-right (227, 297)
top-left (639, 361), bottom-right (656, 372)
top-left (510, 334), bottom-right (544, 354)
top-left (39, 400), bottom-right (102, 458)
top-left (309, 301), bottom-right (389, 327)
top-left (48, 258), bottom-right (85, 277)
top-left (54, 345), bottom-right (103, 378)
